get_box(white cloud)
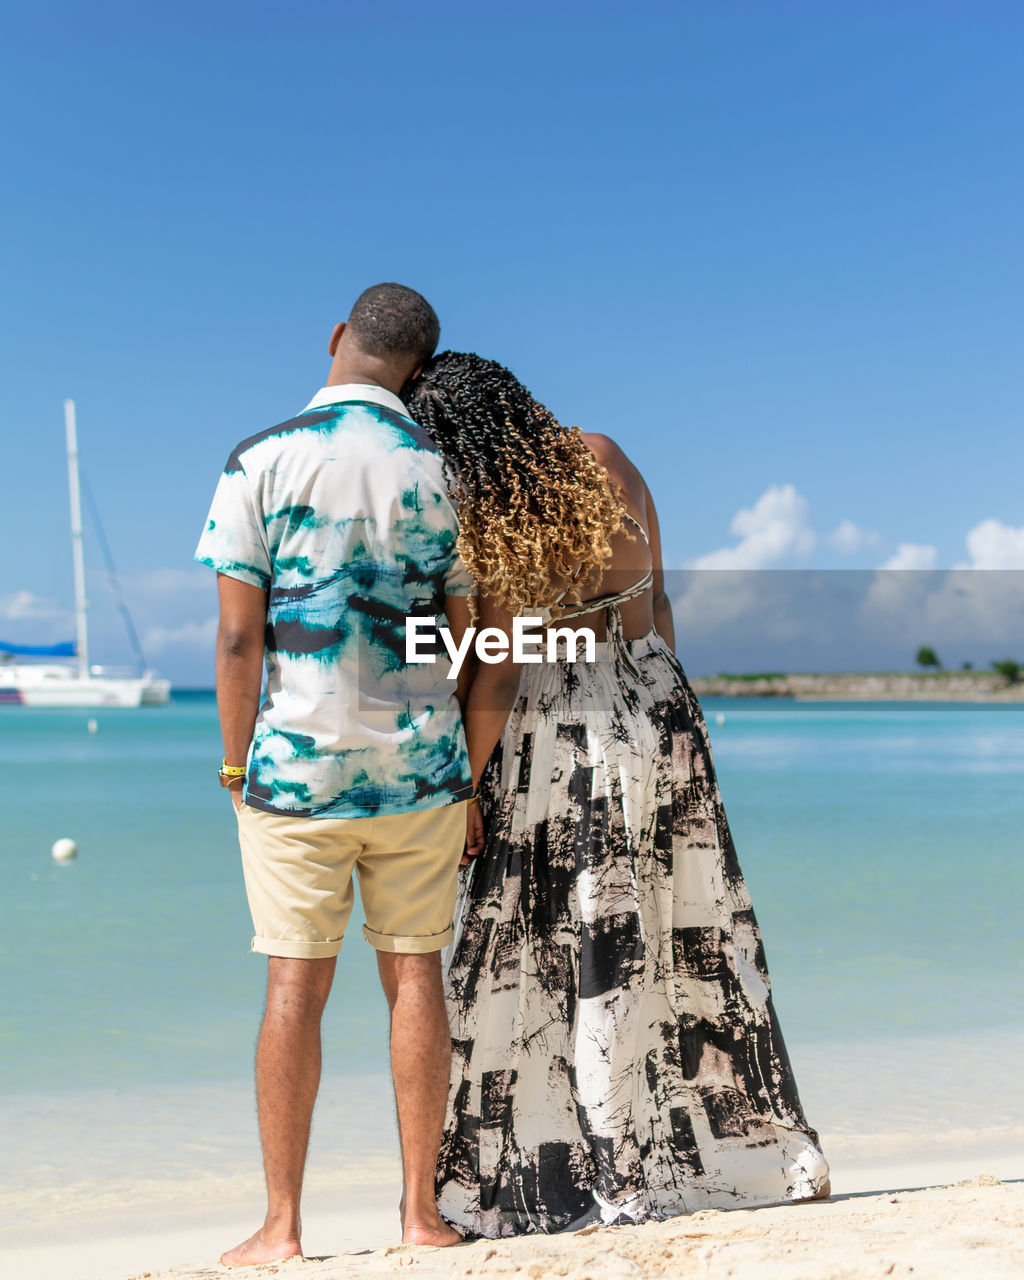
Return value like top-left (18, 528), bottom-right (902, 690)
top-left (879, 543), bottom-right (938, 571)
top-left (144, 616), bottom-right (218, 654)
top-left (828, 520), bottom-right (881, 555)
top-left (961, 519), bottom-right (1024, 570)
top-left (671, 571), bottom-right (765, 634)
top-left (860, 567), bottom-right (1024, 656)
top-left (0, 590), bottom-right (65, 621)
top-left (125, 568), bottom-right (217, 596)
top-left (921, 571), bottom-right (1024, 646)
top-left (686, 485), bottom-right (816, 570)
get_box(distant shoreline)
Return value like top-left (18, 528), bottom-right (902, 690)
top-left (169, 678), bottom-right (1024, 703)
top-left (689, 671), bottom-right (1024, 701)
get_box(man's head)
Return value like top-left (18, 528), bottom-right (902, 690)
top-left (328, 283), bottom-right (440, 392)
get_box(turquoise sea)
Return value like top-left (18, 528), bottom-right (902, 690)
top-left (1, 694), bottom-right (1022, 1206)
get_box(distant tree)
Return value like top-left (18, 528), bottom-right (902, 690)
top-left (992, 658), bottom-right (1021, 685)
top-left (915, 646), bottom-right (941, 670)
top-left (961, 661), bottom-right (974, 670)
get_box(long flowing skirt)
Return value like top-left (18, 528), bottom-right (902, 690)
top-left (437, 628), bottom-right (828, 1237)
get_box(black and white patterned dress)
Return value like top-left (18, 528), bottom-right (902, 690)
top-left (437, 560), bottom-right (829, 1237)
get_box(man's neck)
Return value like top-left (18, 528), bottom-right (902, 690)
top-left (326, 356), bottom-right (404, 395)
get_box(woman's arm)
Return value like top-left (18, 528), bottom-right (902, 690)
top-left (443, 592), bottom-right (518, 862)
top-left (584, 433), bottom-right (676, 651)
top-left (442, 593), bottom-right (478, 711)
top-left (461, 595), bottom-right (522, 787)
top-left (642, 478), bottom-right (675, 650)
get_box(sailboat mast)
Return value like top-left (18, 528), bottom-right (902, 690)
top-left (64, 399), bottom-right (90, 681)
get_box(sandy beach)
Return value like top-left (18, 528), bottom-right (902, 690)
top-left (3, 1147), bottom-right (1022, 1280)
top-left (4, 1035), bottom-right (1022, 1280)
top-left (3, 1177), bottom-right (1023, 1280)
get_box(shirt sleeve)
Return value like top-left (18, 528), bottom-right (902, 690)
top-left (194, 466), bottom-right (272, 589)
top-left (444, 548), bottom-right (475, 598)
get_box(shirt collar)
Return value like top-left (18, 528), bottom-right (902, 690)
top-left (302, 383), bottom-right (410, 418)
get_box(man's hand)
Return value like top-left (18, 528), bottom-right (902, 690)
top-left (229, 783), bottom-right (245, 812)
top-left (461, 801), bottom-right (485, 867)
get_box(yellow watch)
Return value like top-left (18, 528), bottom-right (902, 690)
top-left (218, 760), bottom-right (247, 788)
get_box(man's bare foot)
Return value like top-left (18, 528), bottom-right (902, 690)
top-left (219, 1228), bottom-right (303, 1268)
top-left (399, 1200), bottom-right (461, 1248)
top-left (402, 1217), bottom-right (462, 1247)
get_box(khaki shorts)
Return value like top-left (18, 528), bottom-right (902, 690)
top-left (235, 801), bottom-right (467, 959)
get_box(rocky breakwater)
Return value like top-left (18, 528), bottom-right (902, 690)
top-left (688, 671), bottom-right (1024, 701)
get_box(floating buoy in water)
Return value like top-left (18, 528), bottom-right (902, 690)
top-left (87, 718), bottom-right (98, 734)
top-left (715, 713), bottom-right (726, 726)
top-left (51, 838), bottom-right (78, 863)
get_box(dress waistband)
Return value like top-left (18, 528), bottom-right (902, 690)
top-left (548, 624), bottom-right (664, 664)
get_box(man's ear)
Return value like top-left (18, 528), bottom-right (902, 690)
top-left (328, 321), bottom-right (346, 356)
top-left (408, 364), bottom-right (423, 383)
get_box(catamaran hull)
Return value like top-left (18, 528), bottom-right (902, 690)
top-left (0, 675), bottom-right (171, 708)
top-left (0, 404), bottom-right (173, 707)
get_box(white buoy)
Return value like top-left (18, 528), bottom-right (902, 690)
top-left (87, 718), bottom-right (98, 734)
top-left (715, 712), bottom-right (726, 726)
top-left (51, 838), bottom-right (78, 864)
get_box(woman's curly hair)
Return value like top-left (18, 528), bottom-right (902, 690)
top-left (403, 351), bottom-right (627, 618)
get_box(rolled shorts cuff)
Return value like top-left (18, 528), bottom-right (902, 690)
top-left (250, 936), bottom-right (343, 959)
top-left (362, 923), bottom-right (454, 954)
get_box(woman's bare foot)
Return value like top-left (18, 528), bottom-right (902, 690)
top-left (795, 1177), bottom-right (832, 1203)
top-left (219, 1227), bottom-right (303, 1268)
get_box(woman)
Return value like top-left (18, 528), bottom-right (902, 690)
top-left (404, 353), bottom-right (829, 1237)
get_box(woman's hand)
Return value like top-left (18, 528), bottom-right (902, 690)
top-left (461, 800), bottom-right (486, 867)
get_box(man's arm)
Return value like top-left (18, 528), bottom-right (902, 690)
top-left (216, 573), bottom-right (268, 806)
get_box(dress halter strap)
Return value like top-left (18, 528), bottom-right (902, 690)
top-left (549, 568), bottom-right (654, 625)
top-left (549, 513), bottom-right (653, 624)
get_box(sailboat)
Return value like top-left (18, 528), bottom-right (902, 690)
top-left (0, 401), bottom-right (171, 707)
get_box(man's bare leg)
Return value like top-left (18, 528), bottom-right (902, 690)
top-left (221, 955), bottom-right (337, 1267)
top-left (377, 951), bottom-right (461, 1247)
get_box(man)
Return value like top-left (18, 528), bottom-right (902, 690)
top-left (195, 283), bottom-right (473, 1265)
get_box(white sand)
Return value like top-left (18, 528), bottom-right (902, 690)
top-left (2, 1149), bottom-right (1022, 1280)
top-left (4, 1043), bottom-right (1022, 1280)
top-left (5, 1037), bottom-right (1022, 1280)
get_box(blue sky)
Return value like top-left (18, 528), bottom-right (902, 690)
top-left (2, 1), bottom-right (1022, 683)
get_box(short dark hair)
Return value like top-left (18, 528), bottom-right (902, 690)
top-left (346, 283), bottom-right (440, 366)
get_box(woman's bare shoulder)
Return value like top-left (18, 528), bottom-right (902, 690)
top-left (581, 432), bottom-right (647, 504)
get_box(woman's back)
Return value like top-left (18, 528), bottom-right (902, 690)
top-left (546, 432), bottom-right (659, 643)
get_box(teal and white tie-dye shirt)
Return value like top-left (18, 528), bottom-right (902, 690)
top-left (195, 384), bottom-right (474, 819)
